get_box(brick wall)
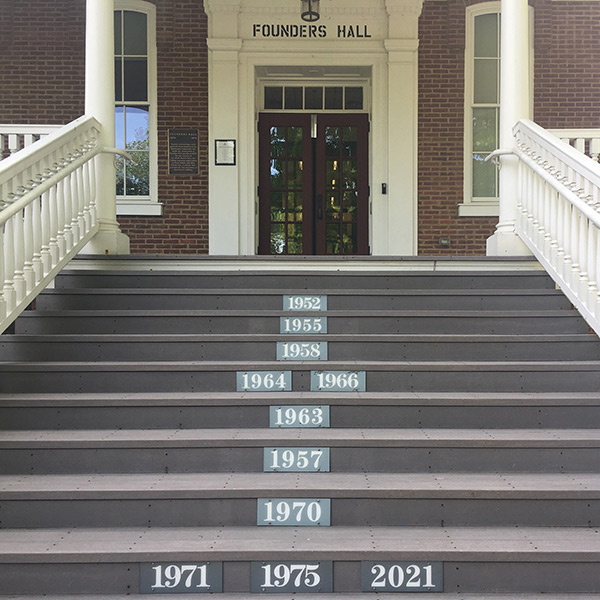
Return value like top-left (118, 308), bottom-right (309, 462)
top-left (418, 0), bottom-right (498, 255)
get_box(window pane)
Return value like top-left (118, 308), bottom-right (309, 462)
top-left (270, 191), bottom-right (284, 221)
top-left (345, 87), bottom-right (363, 110)
top-left (287, 224), bottom-right (303, 254)
top-left (474, 59), bottom-right (498, 104)
top-left (114, 11), bottom-right (122, 55)
top-left (342, 127), bottom-right (358, 157)
top-left (123, 11), bottom-right (147, 55)
top-left (125, 151), bottom-right (150, 195)
top-left (115, 106), bottom-right (125, 149)
top-left (270, 159), bottom-right (284, 188)
top-left (114, 59), bottom-right (122, 101)
top-left (325, 87), bottom-right (343, 110)
top-left (325, 127), bottom-right (340, 156)
top-left (125, 106), bottom-right (149, 149)
top-left (265, 87), bottom-right (283, 110)
top-left (305, 87), bottom-right (323, 110)
top-left (474, 14), bottom-right (498, 58)
top-left (123, 57), bottom-right (148, 101)
top-left (116, 155), bottom-right (125, 195)
top-left (472, 107), bottom-right (497, 152)
top-left (473, 153), bottom-right (497, 197)
top-left (285, 87), bottom-right (303, 109)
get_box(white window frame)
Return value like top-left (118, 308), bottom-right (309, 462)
top-left (460, 2), bottom-right (534, 217)
top-left (114, 0), bottom-right (161, 216)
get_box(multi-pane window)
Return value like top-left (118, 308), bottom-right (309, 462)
top-left (471, 11), bottom-right (500, 200)
top-left (263, 86), bottom-right (365, 111)
top-left (114, 8), bottom-right (151, 199)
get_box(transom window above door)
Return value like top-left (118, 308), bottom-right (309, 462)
top-left (262, 85), bottom-right (366, 111)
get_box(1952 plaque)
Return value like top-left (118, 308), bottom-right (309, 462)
top-left (169, 129), bottom-right (199, 175)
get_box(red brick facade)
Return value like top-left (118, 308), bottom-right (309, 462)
top-left (1, 0), bottom-right (599, 255)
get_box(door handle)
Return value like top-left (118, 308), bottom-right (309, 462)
top-left (317, 195), bottom-right (323, 220)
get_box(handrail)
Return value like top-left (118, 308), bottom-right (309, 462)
top-left (0, 124), bottom-right (61, 159)
top-left (0, 115), bottom-right (102, 334)
top-left (511, 119), bottom-right (600, 336)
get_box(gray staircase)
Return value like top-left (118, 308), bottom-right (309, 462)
top-left (1, 258), bottom-right (600, 597)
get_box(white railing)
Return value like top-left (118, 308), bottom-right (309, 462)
top-left (0, 116), bottom-right (102, 333)
top-left (513, 119), bottom-right (600, 335)
top-left (0, 124), bottom-right (62, 159)
top-left (548, 128), bottom-right (600, 163)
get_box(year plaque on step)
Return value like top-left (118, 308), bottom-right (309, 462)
top-left (140, 562), bottom-right (223, 593)
top-left (361, 562), bottom-right (443, 592)
top-left (251, 561), bottom-right (333, 593)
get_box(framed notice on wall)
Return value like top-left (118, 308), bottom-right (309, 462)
top-left (168, 129), bottom-right (199, 175)
top-left (215, 139), bottom-right (236, 166)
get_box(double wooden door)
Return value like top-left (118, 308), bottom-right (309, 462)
top-left (258, 113), bottom-right (369, 255)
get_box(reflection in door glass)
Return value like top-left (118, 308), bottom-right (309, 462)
top-left (324, 127), bottom-right (359, 254)
top-left (269, 126), bottom-right (304, 254)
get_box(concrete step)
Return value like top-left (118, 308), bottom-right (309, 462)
top-left (1, 472), bottom-right (598, 527)
top-left (36, 287), bottom-right (572, 311)
top-left (2, 333), bottom-right (599, 362)
top-left (2, 392), bottom-right (600, 430)
top-left (1, 526), bottom-right (600, 594)
top-left (0, 428), bottom-right (598, 474)
top-left (13, 309), bottom-right (588, 335)
top-left (53, 269), bottom-right (557, 291)
top-left (1, 360), bottom-right (599, 393)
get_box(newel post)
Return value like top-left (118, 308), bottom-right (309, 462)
top-left (486, 0), bottom-right (531, 256)
top-left (82, 0), bottom-right (130, 255)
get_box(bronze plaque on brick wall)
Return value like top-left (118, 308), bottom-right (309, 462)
top-left (168, 129), bottom-right (199, 174)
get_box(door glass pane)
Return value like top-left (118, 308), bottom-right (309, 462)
top-left (326, 160), bottom-right (340, 189)
top-left (342, 127), bottom-right (358, 157)
top-left (287, 160), bottom-right (303, 189)
top-left (270, 191), bottom-right (284, 221)
top-left (270, 127), bottom-right (285, 157)
top-left (270, 159), bottom-right (284, 188)
top-left (343, 160), bottom-right (358, 189)
top-left (271, 224), bottom-right (285, 254)
top-left (343, 191), bottom-right (358, 218)
top-left (288, 192), bottom-right (303, 221)
top-left (288, 127), bottom-right (303, 157)
top-left (326, 192), bottom-right (340, 220)
top-left (325, 127), bottom-right (340, 156)
top-left (326, 223), bottom-right (341, 254)
top-left (343, 223), bottom-right (358, 253)
top-left (287, 224), bottom-right (303, 254)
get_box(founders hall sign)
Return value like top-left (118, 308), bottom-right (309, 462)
top-left (252, 23), bottom-right (372, 39)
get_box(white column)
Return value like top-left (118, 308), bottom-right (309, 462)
top-left (82, 0), bottom-right (129, 255)
top-left (486, 0), bottom-right (531, 256)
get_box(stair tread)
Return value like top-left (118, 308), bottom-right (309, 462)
top-left (1, 526), bottom-right (600, 562)
top-left (1, 472), bottom-right (599, 498)
top-left (2, 391), bottom-right (600, 406)
top-left (41, 286), bottom-right (564, 296)
top-left (2, 360), bottom-right (599, 371)
top-left (1, 428), bottom-right (599, 447)
top-left (2, 596), bottom-right (599, 600)
top-left (3, 333), bottom-right (596, 342)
